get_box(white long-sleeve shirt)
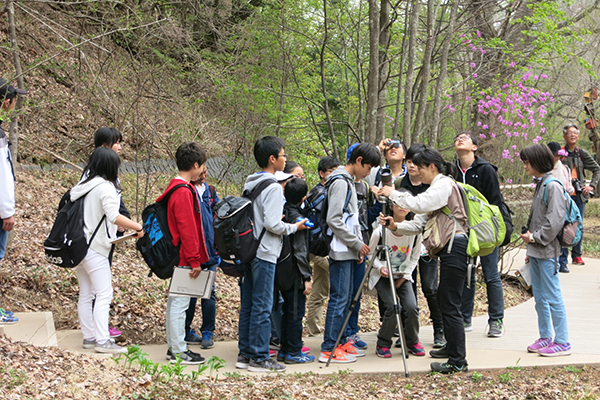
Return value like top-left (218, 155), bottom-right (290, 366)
top-left (0, 124), bottom-right (15, 220)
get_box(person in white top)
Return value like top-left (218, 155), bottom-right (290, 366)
top-left (70, 147), bottom-right (144, 354)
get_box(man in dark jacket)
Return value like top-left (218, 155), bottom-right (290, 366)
top-left (561, 123), bottom-right (600, 270)
top-left (453, 132), bottom-right (506, 338)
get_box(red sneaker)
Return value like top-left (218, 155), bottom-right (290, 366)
top-left (572, 257), bottom-right (585, 265)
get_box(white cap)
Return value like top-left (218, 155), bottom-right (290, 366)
top-left (274, 171), bottom-right (293, 182)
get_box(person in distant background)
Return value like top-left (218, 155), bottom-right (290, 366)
top-left (0, 78), bottom-right (27, 325)
top-left (560, 124), bottom-right (600, 269)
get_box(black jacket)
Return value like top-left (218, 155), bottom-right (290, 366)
top-left (283, 203), bottom-right (312, 282)
top-left (453, 156), bottom-right (504, 208)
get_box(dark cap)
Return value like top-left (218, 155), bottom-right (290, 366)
top-left (547, 141), bottom-right (561, 155)
top-left (0, 78), bottom-right (28, 100)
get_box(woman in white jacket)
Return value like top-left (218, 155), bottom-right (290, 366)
top-left (70, 147), bottom-right (143, 354)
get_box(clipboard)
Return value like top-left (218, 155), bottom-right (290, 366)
top-left (168, 266), bottom-right (216, 299)
top-left (109, 232), bottom-right (138, 245)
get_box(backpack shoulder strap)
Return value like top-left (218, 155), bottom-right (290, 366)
top-left (243, 177), bottom-right (277, 200)
top-left (542, 177), bottom-right (564, 205)
top-left (161, 183), bottom-right (200, 213)
top-left (326, 174), bottom-right (353, 213)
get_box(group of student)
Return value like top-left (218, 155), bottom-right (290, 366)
top-left (0, 74), bottom-right (588, 374)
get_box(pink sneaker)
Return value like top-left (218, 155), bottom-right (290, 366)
top-left (302, 346), bottom-right (310, 354)
top-left (109, 327), bottom-right (122, 338)
top-left (538, 342), bottom-right (571, 357)
top-left (527, 338), bottom-right (552, 353)
top-left (408, 342), bottom-right (426, 356)
top-left (269, 350), bottom-right (277, 357)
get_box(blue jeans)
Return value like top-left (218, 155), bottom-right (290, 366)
top-left (270, 290), bottom-right (284, 341)
top-left (238, 258), bottom-right (276, 362)
top-left (461, 247), bottom-right (504, 324)
top-left (0, 224), bottom-right (7, 260)
top-left (344, 259), bottom-right (365, 338)
top-left (166, 294), bottom-right (191, 354)
top-left (321, 259), bottom-right (352, 352)
top-left (529, 257), bottom-right (569, 344)
top-left (560, 195), bottom-right (585, 265)
top-left (185, 263), bottom-right (217, 333)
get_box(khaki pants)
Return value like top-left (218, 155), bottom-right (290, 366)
top-left (305, 254), bottom-right (330, 336)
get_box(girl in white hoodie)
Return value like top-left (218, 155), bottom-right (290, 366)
top-left (70, 147), bottom-right (143, 354)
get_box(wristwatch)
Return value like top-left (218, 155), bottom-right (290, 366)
top-left (529, 235), bottom-right (536, 244)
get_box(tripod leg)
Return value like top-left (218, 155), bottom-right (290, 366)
top-left (384, 252), bottom-right (410, 377)
top-left (325, 256), bottom-right (375, 367)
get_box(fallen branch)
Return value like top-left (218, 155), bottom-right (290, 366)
top-left (20, 136), bottom-right (83, 171)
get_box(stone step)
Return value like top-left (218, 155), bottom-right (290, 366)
top-left (2, 312), bottom-right (58, 347)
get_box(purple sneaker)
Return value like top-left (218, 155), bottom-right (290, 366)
top-left (527, 338), bottom-right (552, 353)
top-left (539, 342), bottom-right (572, 357)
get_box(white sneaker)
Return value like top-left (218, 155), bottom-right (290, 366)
top-left (95, 339), bottom-right (127, 354)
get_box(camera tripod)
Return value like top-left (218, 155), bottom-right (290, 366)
top-left (326, 199), bottom-right (410, 377)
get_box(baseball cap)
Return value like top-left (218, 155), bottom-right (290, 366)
top-left (0, 78), bottom-right (28, 100)
top-left (346, 143), bottom-right (359, 162)
top-left (274, 171), bottom-right (293, 182)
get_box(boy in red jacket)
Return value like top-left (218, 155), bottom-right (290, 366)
top-left (158, 142), bottom-right (209, 364)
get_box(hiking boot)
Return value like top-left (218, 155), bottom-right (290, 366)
top-left (464, 322), bottom-right (473, 332)
top-left (276, 350), bottom-right (287, 362)
top-left (430, 361), bottom-right (468, 374)
top-left (95, 339), bottom-right (127, 354)
top-left (0, 309), bottom-right (18, 325)
top-left (527, 338), bottom-right (552, 353)
top-left (429, 345), bottom-right (448, 359)
top-left (284, 352), bottom-right (315, 364)
top-left (538, 342), bottom-right (572, 357)
top-left (185, 329), bottom-right (203, 344)
top-left (348, 334), bottom-right (368, 349)
top-left (433, 329), bottom-right (446, 348)
top-left (572, 257), bottom-right (585, 265)
top-left (318, 347), bottom-right (356, 363)
top-left (269, 337), bottom-right (281, 351)
top-left (339, 341), bottom-right (366, 357)
top-left (487, 320), bottom-right (504, 338)
top-left (248, 358), bottom-right (286, 372)
top-left (170, 349), bottom-right (206, 365)
top-left (376, 345), bottom-right (392, 358)
top-left (407, 342), bottom-right (426, 357)
top-left (83, 338), bottom-right (96, 349)
top-left (559, 265), bottom-right (570, 273)
top-left (236, 354), bottom-right (250, 369)
top-left (201, 331), bottom-right (214, 349)
top-left (109, 327), bottom-right (122, 338)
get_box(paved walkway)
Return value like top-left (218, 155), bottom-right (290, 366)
top-left (5, 248), bottom-right (600, 376)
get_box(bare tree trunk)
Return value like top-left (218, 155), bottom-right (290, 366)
top-left (7, 0), bottom-right (24, 163)
top-left (375, 0), bottom-right (391, 143)
top-left (402, 0), bottom-right (420, 147)
top-left (320, 0), bottom-right (338, 159)
top-left (412, 0), bottom-right (435, 143)
top-left (392, 5), bottom-right (409, 140)
top-left (431, 0), bottom-right (458, 146)
top-left (365, 0), bottom-right (380, 144)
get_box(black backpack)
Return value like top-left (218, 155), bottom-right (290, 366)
top-left (44, 190), bottom-right (106, 268)
top-left (303, 175), bottom-right (352, 257)
top-left (213, 178), bottom-right (277, 277)
top-left (274, 233), bottom-right (299, 292)
top-left (136, 184), bottom-right (199, 280)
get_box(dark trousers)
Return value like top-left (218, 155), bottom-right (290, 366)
top-left (437, 234), bottom-right (469, 367)
top-left (412, 255), bottom-right (443, 332)
top-left (280, 285), bottom-right (307, 355)
top-left (376, 278), bottom-right (419, 348)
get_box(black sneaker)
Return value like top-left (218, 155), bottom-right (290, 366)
top-left (487, 320), bottom-right (504, 338)
top-left (559, 265), bottom-right (570, 273)
top-left (165, 348), bottom-right (173, 360)
top-left (236, 354), bottom-right (250, 369)
top-left (433, 329), bottom-right (447, 348)
top-left (248, 358), bottom-right (286, 373)
top-left (269, 337), bottom-right (281, 351)
top-left (185, 329), bottom-right (203, 345)
top-left (430, 361), bottom-right (468, 374)
top-left (429, 345), bottom-right (448, 359)
top-left (170, 349), bottom-right (206, 365)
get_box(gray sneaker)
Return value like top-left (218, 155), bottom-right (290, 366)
top-left (95, 339), bottom-right (127, 354)
top-left (248, 358), bottom-right (286, 373)
top-left (236, 354), bottom-right (250, 369)
top-left (464, 322), bottom-right (473, 332)
top-left (83, 339), bottom-right (96, 349)
top-left (487, 320), bottom-right (504, 338)
top-left (433, 329), bottom-right (446, 348)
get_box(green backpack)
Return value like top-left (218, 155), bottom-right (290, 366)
top-left (442, 182), bottom-right (506, 258)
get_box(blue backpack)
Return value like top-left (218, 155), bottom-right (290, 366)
top-left (542, 178), bottom-right (583, 248)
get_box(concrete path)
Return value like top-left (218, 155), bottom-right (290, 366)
top-left (5, 248), bottom-right (600, 376)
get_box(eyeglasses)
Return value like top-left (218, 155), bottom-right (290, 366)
top-left (454, 135), bottom-right (471, 142)
top-left (275, 153), bottom-right (288, 159)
